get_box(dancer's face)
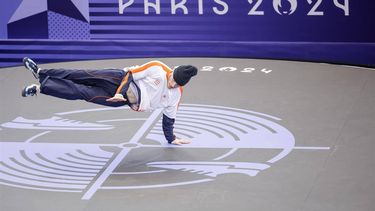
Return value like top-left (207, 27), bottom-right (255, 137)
top-left (167, 74), bottom-right (179, 89)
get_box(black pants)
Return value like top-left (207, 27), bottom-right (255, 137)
top-left (39, 68), bottom-right (128, 107)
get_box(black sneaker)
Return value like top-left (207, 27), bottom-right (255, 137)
top-left (22, 84), bottom-right (38, 97)
top-left (23, 57), bottom-right (39, 79)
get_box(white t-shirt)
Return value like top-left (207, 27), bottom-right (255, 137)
top-left (129, 61), bottom-right (183, 119)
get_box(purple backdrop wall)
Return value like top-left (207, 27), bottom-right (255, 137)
top-left (0, 0), bottom-right (374, 67)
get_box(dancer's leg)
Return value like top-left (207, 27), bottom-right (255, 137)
top-left (39, 76), bottom-right (127, 107)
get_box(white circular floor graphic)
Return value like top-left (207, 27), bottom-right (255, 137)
top-left (0, 104), bottom-right (329, 200)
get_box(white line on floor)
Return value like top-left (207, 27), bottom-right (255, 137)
top-left (81, 109), bottom-right (162, 200)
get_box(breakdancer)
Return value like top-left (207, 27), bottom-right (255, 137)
top-left (21, 58), bottom-right (198, 145)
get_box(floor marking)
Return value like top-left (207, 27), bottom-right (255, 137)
top-left (0, 182), bottom-right (82, 193)
top-left (183, 104), bottom-right (282, 120)
top-left (25, 131), bottom-right (51, 143)
top-left (111, 170), bottom-right (166, 175)
top-left (293, 146), bottom-right (330, 150)
top-left (81, 109), bottom-right (162, 200)
top-left (56, 107), bottom-right (126, 116)
top-left (213, 148), bottom-right (238, 160)
top-left (96, 118), bottom-right (147, 123)
top-left (100, 179), bottom-right (213, 190)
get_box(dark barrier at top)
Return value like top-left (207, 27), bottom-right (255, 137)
top-left (0, 0), bottom-right (374, 67)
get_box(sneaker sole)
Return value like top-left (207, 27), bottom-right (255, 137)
top-left (23, 57), bottom-right (39, 79)
top-left (21, 87), bottom-right (27, 97)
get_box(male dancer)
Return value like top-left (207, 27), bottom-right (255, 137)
top-left (21, 58), bottom-right (198, 145)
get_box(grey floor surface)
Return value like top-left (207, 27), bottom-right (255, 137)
top-left (0, 58), bottom-right (374, 211)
